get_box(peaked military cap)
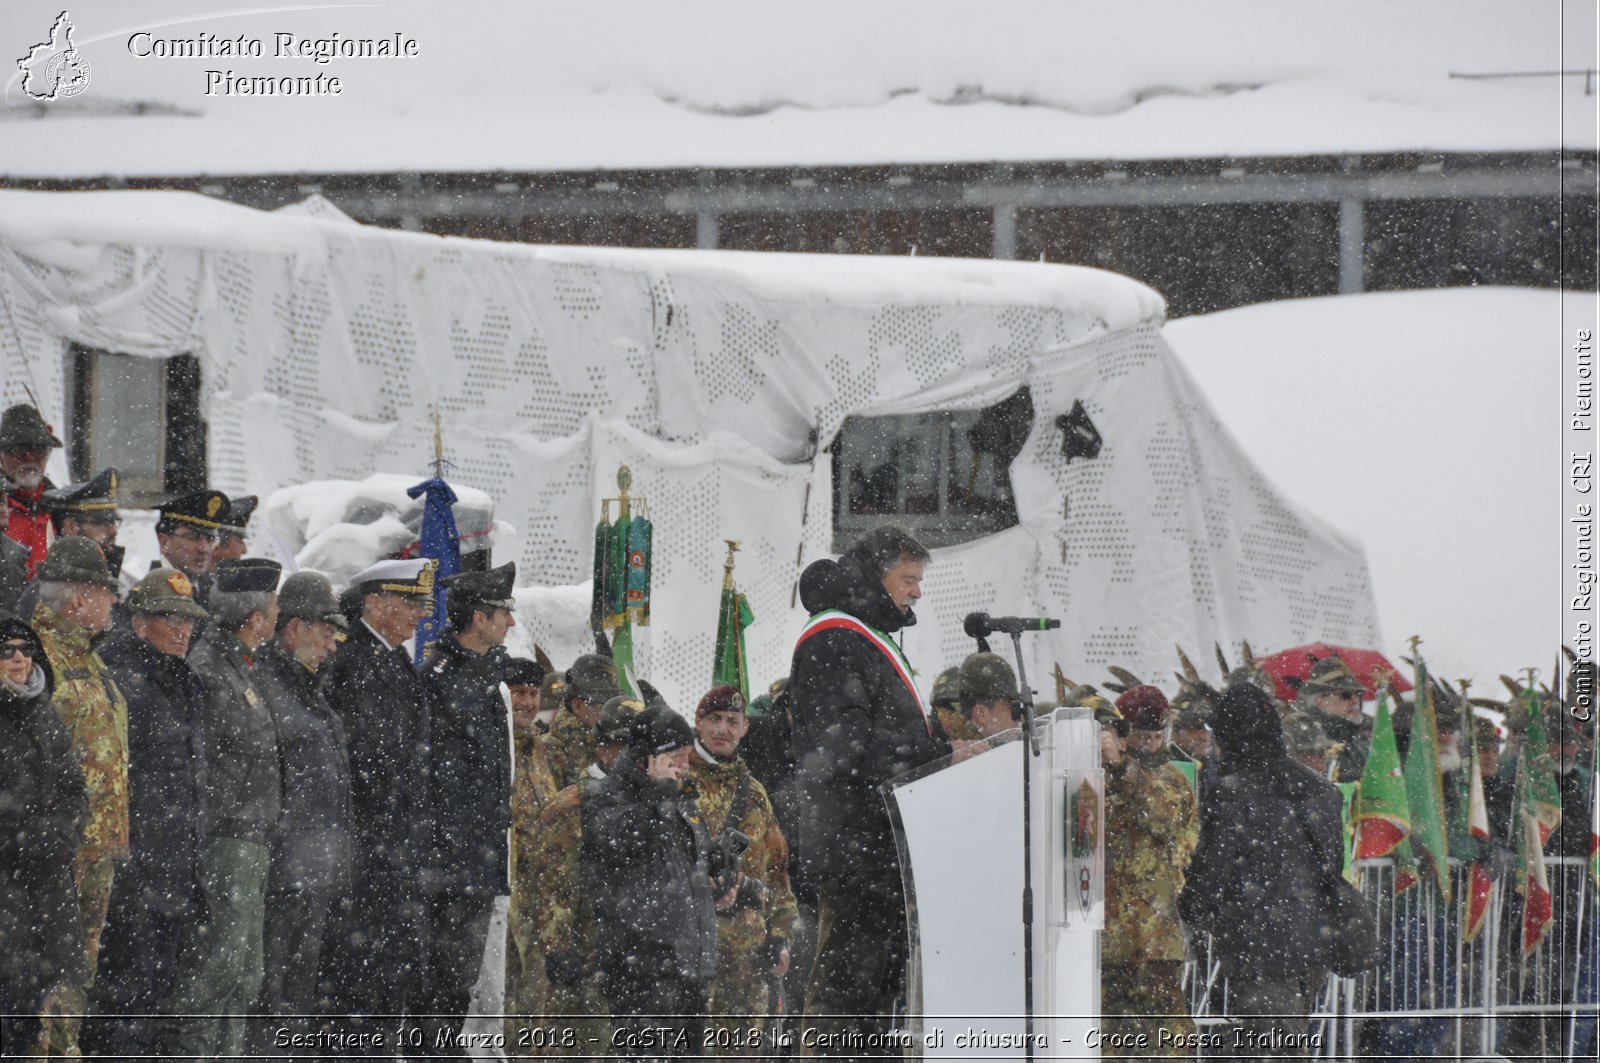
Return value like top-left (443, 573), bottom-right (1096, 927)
top-left (277, 571), bottom-right (348, 629)
top-left (351, 557), bottom-right (436, 599)
top-left (1301, 657), bottom-right (1366, 697)
top-left (566, 653), bottom-right (621, 704)
top-left (0, 404), bottom-right (63, 451)
top-left (157, 490), bottom-right (230, 535)
top-left (214, 557), bottom-right (282, 594)
top-left (219, 494), bottom-right (258, 533)
top-left (597, 694), bottom-right (646, 745)
top-left (36, 535), bottom-right (118, 590)
top-left (504, 657), bottom-right (545, 688)
top-left (43, 468), bottom-right (119, 515)
top-left (960, 652), bottom-right (1018, 705)
top-left (128, 568), bottom-right (209, 619)
top-left (442, 560), bottom-right (516, 610)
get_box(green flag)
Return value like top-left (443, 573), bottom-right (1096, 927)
top-left (712, 580), bottom-right (754, 701)
top-left (1403, 657), bottom-right (1451, 900)
top-left (1353, 688), bottom-right (1411, 860)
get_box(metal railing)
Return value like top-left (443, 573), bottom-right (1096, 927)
top-left (1184, 857), bottom-right (1598, 1059)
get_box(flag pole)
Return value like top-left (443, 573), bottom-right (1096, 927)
top-left (433, 405), bottom-right (444, 479)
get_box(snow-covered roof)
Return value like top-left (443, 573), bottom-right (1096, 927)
top-left (1, 0), bottom-right (1593, 179)
top-left (1168, 287), bottom-right (1589, 691)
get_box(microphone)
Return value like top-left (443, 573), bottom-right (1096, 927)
top-left (963, 612), bottom-right (1062, 638)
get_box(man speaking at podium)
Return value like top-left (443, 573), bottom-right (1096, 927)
top-left (789, 525), bottom-right (952, 1055)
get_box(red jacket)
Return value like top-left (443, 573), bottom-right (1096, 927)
top-left (5, 482), bottom-right (55, 578)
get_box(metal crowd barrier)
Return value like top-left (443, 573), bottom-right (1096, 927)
top-left (1183, 857), bottom-right (1598, 1059)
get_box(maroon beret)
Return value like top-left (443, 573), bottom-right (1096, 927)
top-left (696, 684), bottom-right (748, 719)
top-left (1115, 685), bottom-right (1171, 730)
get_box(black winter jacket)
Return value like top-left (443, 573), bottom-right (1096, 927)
top-left (789, 551), bottom-right (949, 882)
top-left (187, 628), bottom-right (281, 843)
top-left (97, 630), bottom-right (209, 920)
top-left (420, 635), bottom-right (511, 896)
top-left (0, 620), bottom-right (88, 1003)
top-left (1180, 730), bottom-right (1345, 977)
top-left (319, 621), bottom-right (432, 886)
top-left (581, 754), bottom-right (717, 984)
top-left (254, 642), bottom-right (353, 893)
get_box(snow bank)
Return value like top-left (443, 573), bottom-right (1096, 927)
top-left (1167, 287), bottom-right (1593, 689)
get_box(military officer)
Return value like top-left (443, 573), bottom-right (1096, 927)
top-left (686, 686), bottom-right (799, 1060)
top-left (166, 557), bottom-right (283, 1062)
top-left (960, 652), bottom-right (1023, 741)
top-left (1100, 684), bottom-right (1200, 1058)
top-left (31, 536), bottom-right (128, 1054)
top-left (506, 657), bottom-right (548, 735)
top-left (43, 468), bottom-right (124, 579)
top-left (153, 490), bottom-right (230, 595)
top-left (930, 666), bottom-right (978, 742)
top-left (529, 695), bottom-right (642, 1054)
top-left (504, 656), bottom-right (555, 1044)
top-left (537, 653), bottom-right (620, 793)
top-left (317, 558), bottom-right (436, 1037)
top-left (1294, 657), bottom-right (1371, 783)
top-left (419, 560), bottom-right (519, 1055)
top-left (211, 495), bottom-right (258, 569)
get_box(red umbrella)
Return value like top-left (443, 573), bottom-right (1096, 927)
top-left (1255, 643), bottom-right (1413, 703)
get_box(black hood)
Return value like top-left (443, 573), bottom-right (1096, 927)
top-left (1213, 681), bottom-right (1285, 769)
top-left (798, 550), bottom-right (916, 633)
top-left (0, 615), bottom-right (53, 696)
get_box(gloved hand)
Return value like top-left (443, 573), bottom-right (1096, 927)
top-left (544, 950), bottom-right (584, 987)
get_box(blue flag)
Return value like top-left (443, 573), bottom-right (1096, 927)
top-left (408, 477), bottom-right (461, 664)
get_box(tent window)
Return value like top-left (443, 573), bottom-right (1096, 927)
top-left (67, 347), bottom-right (206, 507)
top-left (831, 387), bottom-right (1033, 551)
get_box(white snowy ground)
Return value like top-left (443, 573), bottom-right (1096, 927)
top-left (1166, 286), bottom-right (1597, 692)
top-left (1, 0), bottom-right (1593, 176)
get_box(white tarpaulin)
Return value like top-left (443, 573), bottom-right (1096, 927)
top-left (0, 189), bottom-right (1379, 710)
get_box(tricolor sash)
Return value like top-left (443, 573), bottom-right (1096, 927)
top-left (795, 609), bottom-right (930, 735)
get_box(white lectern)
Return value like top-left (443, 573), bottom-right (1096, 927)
top-left (887, 707), bottom-right (1104, 1059)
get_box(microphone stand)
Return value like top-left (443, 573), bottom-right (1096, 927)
top-left (1005, 630), bottom-right (1041, 1063)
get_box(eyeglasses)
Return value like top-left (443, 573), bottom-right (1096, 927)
top-left (0, 642), bottom-right (37, 660)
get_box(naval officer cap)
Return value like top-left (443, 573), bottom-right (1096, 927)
top-left (351, 557), bottom-right (436, 599)
top-left (219, 495), bottom-right (259, 534)
top-left (442, 560), bottom-right (516, 610)
top-left (43, 468), bottom-right (120, 516)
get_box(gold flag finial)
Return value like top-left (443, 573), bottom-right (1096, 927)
top-left (1407, 634), bottom-right (1423, 657)
top-left (617, 465), bottom-right (633, 496)
top-left (1520, 666), bottom-right (1538, 689)
top-left (722, 540), bottom-right (741, 589)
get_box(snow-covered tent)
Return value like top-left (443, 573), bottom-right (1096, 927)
top-left (0, 189), bottom-right (1379, 708)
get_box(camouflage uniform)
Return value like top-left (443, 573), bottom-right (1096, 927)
top-left (537, 707), bottom-right (598, 795)
top-left (33, 603), bottom-right (129, 986)
top-left (504, 726), bottom-right (559, 1046)
top-left (530, 779), bottom-right (611, 1055)
top-left (1102, 756), bottom-right (1199, 1057)
top-left (687, 754), bottom-right (799, 1059)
